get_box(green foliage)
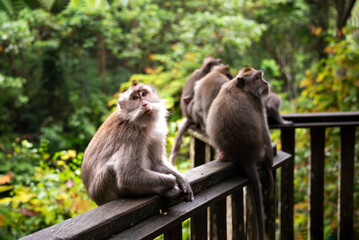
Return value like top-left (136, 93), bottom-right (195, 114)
top-left (0, 140), bottom-right (96, 239)
top-left (297, 33), bottom-right (359, 112)
top-left (0, 0), bottom-right (358, 239)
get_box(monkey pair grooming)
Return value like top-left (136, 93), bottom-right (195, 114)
top-left (81, 81), bottom-right (193, 206)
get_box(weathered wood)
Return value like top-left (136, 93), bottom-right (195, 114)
top-left (20, 151), bottom-right (290, 240)
top-left (189, 133), bottom-right (208, 240)
top-left (110, 151), bottom-right (290, 240)
top-left (279, 127), bottom-right (295, 240)
top-left (187, 128), bottom-right (211, 145)
top-left (231, 189), bottom-right (245, 240)
top-left (309, 128), bottom-right (325, 240)
top-left (190, 136), bottom-right (206, 168)
top-left (338, 126), bottom-right (355, 240)
top-left (263, 170), bottom-right (276, 240)
top-left (190, 209), bottom-right (208, 240)
top-left (270, 111), bottom-right (359, 129)
top-left (245, 186), bottom-right (257, 240)
top-left (164, 224), bottom-right (182, 240)
top-left (210, 198), bottom-right (227, 240)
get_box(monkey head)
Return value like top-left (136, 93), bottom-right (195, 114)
top-left (211, 64), bottom-right (233, 79)
top-left (236, 67), bottom-right (270, 98)
top-left (201, 56), bottom-right (222, 71)
top-left (117, 81), bottom-right (167, 125)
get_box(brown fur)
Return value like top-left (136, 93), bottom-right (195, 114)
top-left (188, 65), bottom-right (233, 129)
top-left (180, 56), bottom-right (222, 118)
top-left (263, 92), bottom-right (293, 125)
top-left (207, 67), bottom-right (273, 240)
top-left (169, 64), bottom-right (232, 163)
top-left (82, 82), bottom-right (193, 205)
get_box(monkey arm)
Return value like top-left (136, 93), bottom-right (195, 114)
top-left (152, 161), bottom-right (194, 202)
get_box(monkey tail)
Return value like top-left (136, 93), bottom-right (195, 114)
top-left (266, 167), bottom-right (274, 200)
top-left (169, 118), bottom-right (191, 164)
top-left (245, 165), bottom-right (266, 240)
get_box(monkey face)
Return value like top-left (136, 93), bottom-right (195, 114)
top-left (117, 83), bottom-right (165, 125)
top-left (236, 67), bottom-right (270, 98)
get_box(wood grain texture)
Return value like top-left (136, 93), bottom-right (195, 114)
top-left (338, 126), bottom-right (355, 240)
top-left (20, 149), bottom-right (290, 240)
top-left (270, 111), bottom-right (359, 128)
top-left (309, 128), bottom-right (325, 240)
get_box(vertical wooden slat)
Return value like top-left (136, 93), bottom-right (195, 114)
top-left (190, 136), bottom-right (207, 240)
top-left (191, 210), bottom-right (208, 240)
top-left (245, 186), bottom-right (258, 240)
top-left (338, 126), bottom-right (355, 240)
top-left (309, 127), bottom-right (325, 240)
top-left (190, 137), bottom-right (206, 168)
top-left (231, 189), bottom-right (245, 240)
top-left (164, 224), bottom-right (182, 240)
top-left (264, 170), bottom-right (276, 240)
top-left (210, 198), bottom-right (227, 240)
top-left (279, 127), bottom-right (295, 240)
top-left (205, 145), bottom-right (215, 163)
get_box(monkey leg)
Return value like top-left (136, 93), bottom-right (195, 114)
top-left (119, 168), bottom-right (181, 198)
top-left (88, 162), bottom-right (119, 205)
top-left (169, 118), bottom-right (192, 164)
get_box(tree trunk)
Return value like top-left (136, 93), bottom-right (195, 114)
top-left (335, 0), bottom-right (356, 38)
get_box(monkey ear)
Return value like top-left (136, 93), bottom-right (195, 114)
top-left (236, 77), bottom-right (245, 89)
top-left (132, 80), bottom-right (138, 86)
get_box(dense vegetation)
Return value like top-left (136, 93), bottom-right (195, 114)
top-left (0, 0), bottom-right (358, 239)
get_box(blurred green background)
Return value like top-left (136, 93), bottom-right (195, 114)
top-left (0, 0), bottom-right (358, 239)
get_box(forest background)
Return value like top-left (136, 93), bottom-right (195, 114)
top-left (0, 0), bottom-right (358, 239)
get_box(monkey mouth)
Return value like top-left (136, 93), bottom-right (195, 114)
top-left (144, 109), bottom-right (153, 115)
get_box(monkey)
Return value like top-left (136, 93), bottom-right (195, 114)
top-left (180, 56), bottom-right (222, 117)
top-left (206, 67), bottom-right (273, 240)
top-left (81, 81), bottom-right (194, 206)
top-left (263, 92), bottom-right (293, 125)
top-left (188, 64), bottom-right (233, 130)
top-left (169, 64), bottom-right (233, 163)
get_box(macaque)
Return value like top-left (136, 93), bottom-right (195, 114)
top-left (81, 81), bottom-right (194, 206)
top-left (207, 67), bottom-right (273, 240)
top-left (169, 64), bottom-right (232, 163)
top-left (188, 64), bottom-right (233, 129)
top-left (263, 92), bottom-right (293, 125)
top-left (180, 56), bottom-right (222, 117)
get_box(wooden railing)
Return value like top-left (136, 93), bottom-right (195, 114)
top-left (270, 111), bottom-right (359, 240)
top-left (20, 111), bottom-right (358, 240)
top-left (20, 136), bottom-right (291, 240)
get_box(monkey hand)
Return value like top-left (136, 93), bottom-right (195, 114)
top-left (177, 179), bottom-right (194, 202)
top-left (282, 119), bottom-right (294, 126)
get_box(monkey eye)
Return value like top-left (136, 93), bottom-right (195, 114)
top-left (142, 91), bottom-right (148, 97)
top-left (132, 95), bottom-right (139, 100)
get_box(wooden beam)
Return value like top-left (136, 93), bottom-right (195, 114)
top-left (338, 126), bottom-right (355, 240)
top-left (20, 151), bottom-right (291, 240)
top-left (309, 128), bottom-right (325, 240)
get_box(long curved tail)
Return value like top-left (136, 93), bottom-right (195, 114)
top-left (245, 165), bottom-right (266, 240)
top-left (169, 118), bottom-right (191, 164)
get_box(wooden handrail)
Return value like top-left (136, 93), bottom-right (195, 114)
top-left (20, 146), bottom-right (290, 240)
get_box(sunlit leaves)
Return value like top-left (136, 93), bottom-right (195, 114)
top-left (297, 35), bottom-right (359, 112)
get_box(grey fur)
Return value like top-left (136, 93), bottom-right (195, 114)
top-left (81, 82), bottom-right (194, 206)
top-left (263, 92), bottom-right (293, 125)
top-left (169, 64), bottom-right (232, 163)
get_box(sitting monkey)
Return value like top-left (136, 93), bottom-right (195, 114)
top-left (81, 81), bottom-right (194, 206)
